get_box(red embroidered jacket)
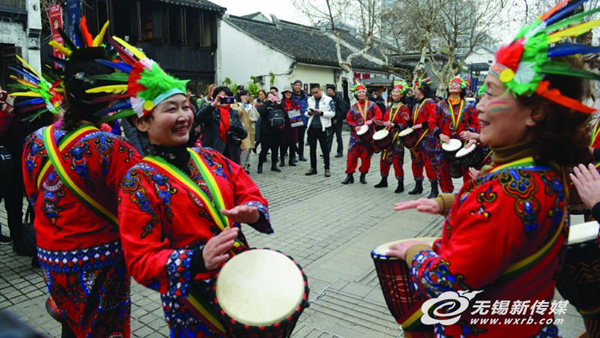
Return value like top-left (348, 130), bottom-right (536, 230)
top-left (346, 100), bottom-right (382, 136)
top-left (410, 161), bottom-right (568, 337)
top-left (429, 99), bottom-right (479, 141)
top-left (22, 124), bottom-right (141, 251)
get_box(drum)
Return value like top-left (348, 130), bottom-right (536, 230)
top-left (399, 128), bottom-right (416, 149)
top-left (357, 125), bottom-right (373, 143)
top-left (455, 144), bottom-right (484, 169)
top-left (373, 129), bottom-right (393, 151)
top-left (213, 248), bottom-right (309, 338)
top-left (372, 238), bottom-right (437, 337)
top-left (441, 139), bottom-right (463, 161)
top-left (556, 222), bottom-right (600, 316)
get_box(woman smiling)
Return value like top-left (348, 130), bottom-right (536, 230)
top-left (390, 2), bottom-right (597, 337)
top-left (90, 36), bottom-right (273, 336)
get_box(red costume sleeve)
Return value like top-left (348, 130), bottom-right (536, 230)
top-left (467, 104), bottom-right (480, 133)
top-left (347, 108), bottom-right (357, 127)
top-left (428, 103), bottom-right (443, 137)
top-left (370, 103), bottom-right (383, 121)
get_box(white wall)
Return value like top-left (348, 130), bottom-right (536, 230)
top-left (285, 64), bottom-right (339, 92)
top-left (217, 20), bottom-right (294, 90)
top-left (0, 0), bottom-right (42, 75)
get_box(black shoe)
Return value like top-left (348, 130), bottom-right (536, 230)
top-left (408, 180), bottom-right (424, 195)
top-left (341, 173), bottom-right (354, 184)
top-left (288, 160), bottom-right (297, 166)
top-left (280, 160), bottom-right (286, 167)
top-left (374, 177), bottom-right (388, 188)
top-left (299, 156), bottom-right (307, 162)
top-left (335, 153), bottom-right (343, 158)
top-left (305, 168), bottom-right (317, 175)
top-left (271, 166), bottom-right (281, 172)
top-left (395, 179), bottom-right (405, 193)
top-left (257, 162), bottom-right (263, 174)
top-left (427, 181), bottom-right (439, 199)
top-left (360, 173), bottom-right (367, 184)
top-left (0, 234), bottom-right (12, 245)
top-left (325, 169), bottom-right (331, 177)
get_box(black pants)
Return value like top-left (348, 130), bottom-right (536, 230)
top-left (327, 122), bottom-right (344, 155)
top-left (308, 127), bottom-right (330, 170)
top-left (259, 141), bottom-right (279, 167)
top-left (280, 143), bottom-right (297, 162)
top-left (297, 126), bottom-right (306, 157)
top-left (2, 160), bottom-right (24, 241)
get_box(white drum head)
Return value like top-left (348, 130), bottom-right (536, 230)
top-left (372, 237), bottom-right (439, 259)
top-left (568, 221), bottom-right (599, 245)
top-left (357, 125), bottom-right (370, 135)
top-left (216, 250), bottom-right (305, 327)
top-left (399, 128), bottom-right (414, 137)
top-left (373, 129), bottom-right (389, 140)
top-left (442, 139), bottom-right (462, 152)
top-left (456, 144), bottom-right (476, 158)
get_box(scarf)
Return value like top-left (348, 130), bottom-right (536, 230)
top-left (146, 143), bottom-right (191, 175)
top-left (218, 106), bottom-right (230, 143)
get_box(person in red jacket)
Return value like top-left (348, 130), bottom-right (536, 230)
top-left (374, 82), bottom-right (411, 192)
top-left (342, 81), bottom-right (382, 185)
top-left (389, 2), bottom-right (598, 336)
top-left (21, 23), bottom-right (142, 337)
top-left (90, 35), bottom-right (273, 336)
top-left (429, 76), bottom-right (479, 193)
top-left (408, 76), bottom-right (440, 198)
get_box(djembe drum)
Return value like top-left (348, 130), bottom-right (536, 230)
top-left (372, 238), bottom-right (437, 338)
top-left (357, 125), bottom-right (374, 143)
top-left (212, 248), bottom-right (310, 338)
top-left (455, 144), bottom-right (485, 169)
top-left (373, 129), bottom-right (393, 151)
top-left (556, 222), bottom-right (600, 323)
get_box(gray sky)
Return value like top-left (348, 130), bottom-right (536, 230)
top-left (209, 0), bottom-right (311, 24)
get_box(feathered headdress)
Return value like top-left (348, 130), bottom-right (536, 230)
top-left (448, 75), bottom-right (469, 89)
top-left (350, 79), bottom-right (367, 93)
top-left (393, 80), bottom-right (410, 94)
top-left (486, 0), bottom-right (600, 113)
top-left (8, 56), bottom-right (64, 120)
top-left (84, 36), bottom-right (188, 120)
top-left (414, 76), bottom-right (432, 90)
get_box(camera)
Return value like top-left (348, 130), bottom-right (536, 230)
top-left (220, 96), bottom-right (235, 104)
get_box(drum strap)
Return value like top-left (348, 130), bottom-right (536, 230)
top-left (448, 99), bottom-right (465, 131)
top-left (42, 124), bottom-right (119, 227)
top-left (409, 129), bottom-right (430, 151)
top-left (591, 118), bottom-right (600, 146)
top-left (145, 149), bottom-right (244, 252)
top-left (357, 101), bottom-right (368, 121)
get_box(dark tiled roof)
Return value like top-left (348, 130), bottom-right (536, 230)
top-left (156, 0), bottom-right (225, 12)
top-left (225, 16), bottom-right (383, 71)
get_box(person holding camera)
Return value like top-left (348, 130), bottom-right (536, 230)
top-left (257, 92), bottom-right (285, 173)
top-left (0, 87), bottom-right (15, 245)
top-left (196, 86), bottom-right (248, 164)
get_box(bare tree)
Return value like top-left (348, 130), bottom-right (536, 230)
top-left (427, 0), bottom-right (509, 96)
top-left (292, 0), bottom-right (379, 95)
top-left (381, 0), bottom-right (444, 82)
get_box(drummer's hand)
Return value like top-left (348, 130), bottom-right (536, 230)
top-left (412, 124), bottom-right (422, 130)
top-left (571, 163), bottom-right (600, 209)
top-left (221, 205), bottom-right (260, 224)
top-left (461, 131), bottom-right (479, 141)
top-left (401, 111), bottom-right (410, 121)
top-left (465, 139), bottom-right (477, 148)
top-left (366, 120), bottom-right (373, 125)
top-left (355, 126), bottom-right (362, 132)
top-left (387, 240), bottom-right (431, 261)
top-left (203, 228), bottom-right (239, 270)
top-left (440, 134), bottom-right (450, 143)
top-left (383, 121), bottom-right (393, 127)
top-left (468, 167), bottom-right (480, 180)
top-left (394, 198), bottom-right (440, 214)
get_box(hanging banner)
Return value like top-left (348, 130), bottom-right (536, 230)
top-left (49, 4), bottom-right (63, 68)
top-left (65, 0), bottom-right (81, 46)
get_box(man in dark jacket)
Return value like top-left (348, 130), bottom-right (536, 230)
top-left (196, 86), bottom-right (247, 164)
top-left (292, 80), bottom-right (308, 161)
top-left (326, 85), bottom-right (347, 158)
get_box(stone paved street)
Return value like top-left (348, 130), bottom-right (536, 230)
top-left (0, 130), bottom-right (588, 337)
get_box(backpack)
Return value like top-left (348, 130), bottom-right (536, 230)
top-left (267, 107), bottom-right (285, 129)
